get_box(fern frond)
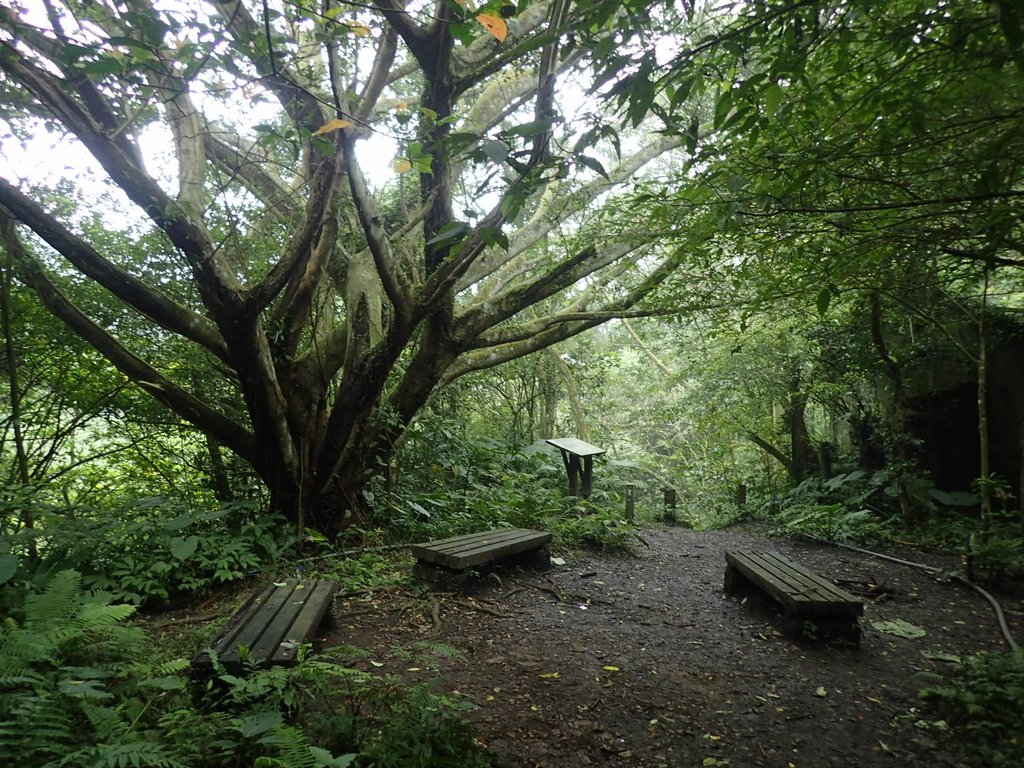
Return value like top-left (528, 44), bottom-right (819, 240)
top-left (256, 724), bottom-right (319, 768)
top-left (25, 571), bottom-right (84, 630)
top-left (0, 691), bottom-right (76, 763)
top-left (50, 741), bottom-right (189, 768)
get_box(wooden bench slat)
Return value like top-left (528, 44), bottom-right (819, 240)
top-left (411, 528), bottom-right (551, 570)
top-left (207, 582), bottom-right (278, 657)
top-left (192, 578), bottom-right (338, 682)
top-left (222, 580), bottom-right (300, 661)
top-left (247, 582), bottom-right (316, 662)
top-left (273, 579), bottom-right (338, 664)
top-left (725, 550), bottom-right (863, 642)
top-left (733, 552), bottom-right (859, 614)
top-left (412, 528), bottom-right (529, 553)
top-left (436, 530), bottom-right (548, 558)
top-left (726, 551), bottom-right (862, 617)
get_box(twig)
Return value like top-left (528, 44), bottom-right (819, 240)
top-left (452, 599), bottom-right (508, 618)
top-left (150, 613), bottom-right (221, 629)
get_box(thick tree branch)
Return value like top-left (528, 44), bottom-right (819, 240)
top-left (1, 219), bottom-right (254, 462)
top-left (0, 182), bottom-right (229, 360)
top-left (446, 252), bottom-right (678, 380)
top-left (459, 135), bottom-right (683, 290)
top-left (456, 242), bottom-right (636, 341)
top-left (0, 44), bottom-right (243, 313)
top-left (339, 131), bottom-right (412, 316)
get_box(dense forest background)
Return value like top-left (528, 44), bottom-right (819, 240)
top-left (1, 0), bottom-right (1023, 766)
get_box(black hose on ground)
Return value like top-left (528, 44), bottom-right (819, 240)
top-left (803, 535), bottom-right (1020, 652)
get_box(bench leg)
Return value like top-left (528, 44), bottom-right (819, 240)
top-left (724, 565), bottom-right (748, 595)
top-left (781, 612), bottom-right (861, 645)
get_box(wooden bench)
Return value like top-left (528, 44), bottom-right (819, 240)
top-left (191, 578), bottom-right (338, 682)
top-left (411, 528), bottom-right (552, 570)
top-left (724, 551), bottom-right (864, 643)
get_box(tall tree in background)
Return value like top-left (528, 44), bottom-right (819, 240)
top-left (0, 0), bottom-right (685, 533)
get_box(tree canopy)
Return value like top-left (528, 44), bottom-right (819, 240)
top-left (0, 0), bottom-right (686, 532)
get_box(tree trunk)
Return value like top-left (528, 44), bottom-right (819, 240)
top-left (546, 346), bottom-right (589, 440)
top-left (869, 292), bottom-right (915, 522)
top-left (786, 371), bottom-right (817, 483)
top-left (978, 268), bottom-right (992, 541)
top-left (539, 361), bottom-right (558, 439)
top-left (1, 216), bottom-right (35, 555)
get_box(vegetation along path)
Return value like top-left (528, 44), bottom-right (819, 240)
top-left (330, 525), bottom-right (1021, 768)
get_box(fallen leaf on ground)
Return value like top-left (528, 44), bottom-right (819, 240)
top-left (871, 619), bottom-right (926, 639)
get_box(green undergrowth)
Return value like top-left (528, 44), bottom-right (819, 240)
top-left (0, 569), bottom-right (493, 768)
top-left (920, 649), bottom-right (1024, 767)
top-left (1, 496), bottom-right (297, 608)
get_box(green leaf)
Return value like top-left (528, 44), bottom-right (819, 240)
top-left (764, 84), bottom-right (783, 117)
top-left (505, 118), bottom-right (554, 138)
top-left (871, 619), bottom-right (926, 639)
top-left (425, 221), bottom-right (470, 246)
top-left (481, 140), bottom-right (509, 164)
top-left (239, 710), bottom-right (283, 738)
top-left (577, 155), bottom-right (609, 179)
top-left (726, 174), bottom-right (748, 194)
top-left (0, 553), bottom-right (18, 584)
top-left (169, 535), bottom-right (199, 560)
top-left (815, 286), bottom-right (832, 316)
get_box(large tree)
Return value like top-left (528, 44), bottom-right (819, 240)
top-left (0, 0), bottom-right (685, 532)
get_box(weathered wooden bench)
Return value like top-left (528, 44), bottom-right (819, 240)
top-left (411, 528), bottom-right (552, 570)
top-left (191, 578), bottom-right (338, 682)
top-left (724, 551), bottom-right (864, 643)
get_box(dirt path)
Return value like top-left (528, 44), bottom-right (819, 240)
top-left (325, 525), bottom-right (1023, 767)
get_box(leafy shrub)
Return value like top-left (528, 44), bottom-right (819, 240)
top-left (772, 502), bottom-right (894, 545)
top-left (1, 498), bottom-right (296, 605)
top-left (0, 570), bottom-right (489, 768)
top-left (552, 508), bottom-right (639, 553)
top-left (921, 650), bottom-right (1024, 767)
top-left (385, 440), bottom-right (569, 542)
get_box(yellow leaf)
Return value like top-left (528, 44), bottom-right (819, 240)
top-left (529, 705), bottom-right (539, 711)
top-left (538, 672), bottom-right (560, 680)
top-left (485, 695), bottom-right (495, 701)
top-left (476, 13), bottom-right (508, 42)
top-left (391, 157), bottom-right (413, 173)
top-left (602, 665), bottom-right (620, 672)
top-left (315, 118), bottom-right (352, 135)
top-left (345, 21), bottom-right (372, 36)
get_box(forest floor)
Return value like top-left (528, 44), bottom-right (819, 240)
top-left (320, 524), bottom-right (1023, 768)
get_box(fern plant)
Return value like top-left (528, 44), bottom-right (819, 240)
top-left (0, 570), bottom-right (169, 766)
top-left (0, 570), bottom-right (357, 768)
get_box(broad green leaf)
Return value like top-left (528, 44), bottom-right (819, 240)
top-left (506, 118), bottom-right (554, 138)
top-left (815, 286), bottom-right (832, 316)
top-left (425, 221), bottom-right (469, 245)
top-left (241, 710), bottom-right (283, 738)
top-left (871, 619), bottom-right (926, 639)
top-left (764, 84), bottom-right (783, 116)
top-left (577, 155), bottom-right (609, 179)
top-left (0, 553), bottom-right (19, 584)
top-left (169, 535), bottom-right (199, 560)
top-left (481, 140), bottom-right (509, 164)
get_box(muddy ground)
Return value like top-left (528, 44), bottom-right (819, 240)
top-left (321, 524), bottom-right (1023, 768)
